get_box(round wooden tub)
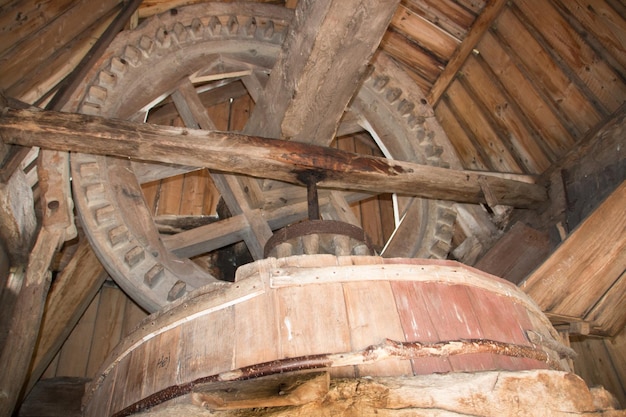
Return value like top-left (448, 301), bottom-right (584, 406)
top-left (83, 256), bottom-right (572, 416)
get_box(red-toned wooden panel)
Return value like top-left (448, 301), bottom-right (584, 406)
top-left (418, 282), bottom-right (497, 372)
top-left (391, 281), bottom-right (453, 374)
top-left (466, 286), bottom-right (535, 370)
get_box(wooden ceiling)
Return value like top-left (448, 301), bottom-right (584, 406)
top-left (2, 0), bottom-right (625, 178)
top-left (0, 1), bottom-right (625, 412)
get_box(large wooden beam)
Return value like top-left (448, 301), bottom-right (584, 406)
top-left (244, 0), bottom-right (400, 145)
top-left (0, 106), bottom-right (546, 208)
top-left (25, 240), bottom-right (108, 394)
top-left (0, 227), bottom-right (62, 417)
top-left (521, 181), bottom-right (626, 336)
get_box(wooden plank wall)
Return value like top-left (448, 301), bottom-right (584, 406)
top-left (433, 0), bottom-right (626, 177)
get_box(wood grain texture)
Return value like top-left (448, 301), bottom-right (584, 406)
top-left (521, 182), bottom-right (626, 334)
top-left (0, 106), bottom-right (547, 207)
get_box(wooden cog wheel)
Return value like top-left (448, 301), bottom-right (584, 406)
top-left (69, 3), bottom-right (456, 312)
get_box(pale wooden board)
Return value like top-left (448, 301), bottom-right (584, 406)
top-left (461, 56), bottom-right (551, 174)
top-left (275, 283), bottom-right (351, 361)
top-left (515, 0), bottom-right (626, 112)
top-left (141, 326), bottom-right (183, 400)
top-left (178, 306), bottom-right (235, 383)
top-left (584, 270), bottom-right (626, 336)
top-left (522, 182), bottom-right (626, 322)
top-left (474, 221), bottom-right (552, 285)
top-left (477, 31), bottom-right (575, 155)
top-left (0, 0), bottom-right (120, 90)
top-left (107, 353), bottom-right (133, 414)
top-left (55, 291), bottom-right (101, 377)
top-left (234, 291), bottom-right (281, 369)
top-left (121, 296), bottom-right (148, 337)
top-left (83, 362), bottom-right (117, 417)
top-left (434, 100), bottom-right (490, 171)
top-left (446, 79), bottom-right (523, 173)
top-left (570, 335), bottom-right (626, 406)
top-left (86, 285), bottom-right (127, 378)
top-left (342, 281), bottom-right (413, 376)
top-left (496, 7), bottom-right (602, 135)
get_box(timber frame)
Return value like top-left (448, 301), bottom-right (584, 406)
top-left (0, 0), bottom-right (625, 415)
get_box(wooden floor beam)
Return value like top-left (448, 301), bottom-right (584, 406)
top-left (0, 106), bottom-right (547, 208)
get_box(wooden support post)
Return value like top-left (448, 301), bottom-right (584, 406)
top-left (0, 227), bottom-right (62, 417)
top-left (0, 106), bottom-right (547, 208)
top-left (24, 241), bottom-right (108, 394)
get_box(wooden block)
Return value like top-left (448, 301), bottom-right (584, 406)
top-left (475, 221), bottom-right (553, 285)
top-left (191, 372), bottom-right (329, 410)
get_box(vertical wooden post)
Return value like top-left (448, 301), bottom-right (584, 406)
top-left (0, 227), bottom-right (62, 417)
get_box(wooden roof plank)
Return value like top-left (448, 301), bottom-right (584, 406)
top-left (514, 0), bottom-right (626, 114)
top-left (477, 31), bottom-right (576, 159)
top-left (494, 7), bottom-right (603, 140)
top-left (390, 5), bottom-right (459, 61)
top-left (521, 181), bottom-right (626, 331)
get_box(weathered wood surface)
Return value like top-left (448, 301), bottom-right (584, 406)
top-left (18, 377), bottom-right (89, 417)
top-left (244, 0), bottom-right (399, 145)
top-left (0, 227), bottom-right (62, 417)
top-left (0, 107), bottom-right (546, 207)
top-left (81, 256), bottom-right (571, 416)
top-left (427, 0), bottom-right (507, 105)
top-left (0, 168), bottom-right (37, 264)
top-left (25, 241), bottom-right (107, 393)
top-left (124, 371), bottom-right (625, 416)
top-left (475, 221), bottom-right (553, 285)
top-left (521, 181), bottom-right (626, 336)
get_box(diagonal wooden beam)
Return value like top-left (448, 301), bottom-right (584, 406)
top-left (0, 106), bottom-right (546, 208)
top-left (244, 0), bottom-right (400, 145)
top-left (427, 0), bottom-right (508, 106)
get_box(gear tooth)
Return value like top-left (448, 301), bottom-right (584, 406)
top-left (108, 225), bottom-right (129, 247)
top-left (373, 75), bottom-right (390, 91)
top-left (79, 162), bottom-right (100, 179)
top-left (97, 70), bottom-right (116, 89)
top-left (155, 26), bottom-right (172, 48)
top-left (398, 99), bottom-right (415, 116)
top-left (85, 183), bottom-right (105, 204)
top-left (122, 45), bottom-right (142, 66)
top-left (437, 206), bottom-right (457, 227)
top-left (95, 205), bottom-right (116, 225)
top-left (138, 35), bottom-right (154, 55)
top-left (86, 85), bottom-right (107, 105)
top-left (385, 87), bottom-right (402, 103)
top-left (145, 263), bottom-right (165, 288)
top-left (263, 19), bottom-right (275, 39)
top-left (207, 15), bottom-right (222, 36)
top-left (226, 15), bottom-right (239, 35)
top-left (80, 101), bottom-right (101, 116)
top-left (173, 21), bottom-right (187, 42)
top-left (167, 280), bottom-right (187, 301)
top-left (124, 246), bottom-right (145, 268)
top-left (190, 18), bottom-right (204, 39)
top-left (109, 57), bottom-right (128, 76)
top-left (429, 240), bottom-right (451, 259)
top-left (244, 17), bottom-right (257, 37)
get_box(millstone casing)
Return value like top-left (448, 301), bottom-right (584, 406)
top-left (83, 255), bottom-right (570, 416)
